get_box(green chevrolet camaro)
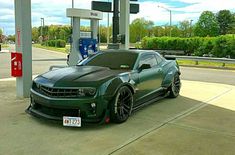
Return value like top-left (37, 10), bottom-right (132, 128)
top-left (26, 50), bottom-right (181, 127)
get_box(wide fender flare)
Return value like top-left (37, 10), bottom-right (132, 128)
top-left (102, 77), bottom-right (135, 101)
top-left (162, 66), bottom-right (180, 88)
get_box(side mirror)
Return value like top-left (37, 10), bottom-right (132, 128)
top-left (138, 64), bottom-right (151, 72)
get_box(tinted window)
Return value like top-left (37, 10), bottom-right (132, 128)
top-left (155, 54), bottom-right (163, 64)
top-left (139, 54), bottom-right (158, 68)
top-left (86, 52), bottom-right (138, 70)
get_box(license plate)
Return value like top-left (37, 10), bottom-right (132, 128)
top-left (63, 116), bottom-right (81, 127)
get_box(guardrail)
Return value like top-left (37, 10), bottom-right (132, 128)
top-left (165, 55), bottom-right (235, 67)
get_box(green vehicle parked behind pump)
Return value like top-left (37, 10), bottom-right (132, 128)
top-left (26, 50), bottom-right (181, 127)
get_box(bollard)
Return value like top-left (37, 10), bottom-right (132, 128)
top-left (0, 44), bottom-right (1, 51)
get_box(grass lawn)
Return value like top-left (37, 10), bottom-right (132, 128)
top-left (33, 44), bottom-right (70, 53)
top-left (177, 59), bottom-right (235, 69)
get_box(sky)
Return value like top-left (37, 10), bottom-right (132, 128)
top-left (0, 0), bottom-right (235, 35)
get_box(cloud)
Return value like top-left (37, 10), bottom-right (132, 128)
top-left (130, 1), bottom-right (170, 24)
top-left (132, 0), bottom-right (235, 25)
top-left (0, 0), bottom-right (235, 35)
top-left (31, 0), bottom-right (105, 27)
top-left (172, 0), bottom-right (235, 12)
top-left (0, 0), bottom-right (96, 34)
top-left (130, 1), bottom-right (197, 25)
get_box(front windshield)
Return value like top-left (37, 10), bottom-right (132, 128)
top-left (85, 52), bottom-right (138, 70)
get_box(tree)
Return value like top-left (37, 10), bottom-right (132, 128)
top-left (130, 18), bottom-right (154, 43)
top-left (99, 25), bottom-right (108, 43)
top-left (0, 29), bottom-right (2, 43)
top-left (48, 25), bottom-right (57, 40)
top-left (227, 13), bottom-right (235, 34)
top-left (179, 20), bottom-right (191, 37)
top-left (152, 26), bottom-right (165, 37)
top-left (194, 11), bottom-right (219, 37)
top-left (32, 27), bottom-right (39, 42)
top-left (171, 25), bottom-right (181, 37)
top-left (216, 10), bottom-right (234, 35)
top-left (145, 20), bottom-right (154, 37)
top-left (7, 35), bottom-right (15, 42)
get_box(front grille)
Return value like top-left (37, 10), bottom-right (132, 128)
top-left (38, 85), bottom-right (81, 98)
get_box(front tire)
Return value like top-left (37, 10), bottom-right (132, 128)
top-left (110, 86), bottom-right (133, 123)
top-left (168, 73), bottom-right (181, 98)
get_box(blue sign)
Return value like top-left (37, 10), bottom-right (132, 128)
top-left (79, 38), bottom-right (98, 59)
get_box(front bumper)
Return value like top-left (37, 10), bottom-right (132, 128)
top-left (26, 89), bottom-right (110, 124)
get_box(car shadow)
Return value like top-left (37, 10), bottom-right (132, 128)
top-left (25, 94), bottom-right (232, 132)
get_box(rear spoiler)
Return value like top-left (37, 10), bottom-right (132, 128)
top-left (155, 50), bottom-right (185, 60)
top-left (163, 55), bottom-right (176, 60)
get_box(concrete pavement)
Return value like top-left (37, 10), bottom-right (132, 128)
top-left (1, 45), bottom-right (235, 154)
top-left (0, 80), bottom-right (234, 155)
top-left (113, 81), bottom-right (235, 155)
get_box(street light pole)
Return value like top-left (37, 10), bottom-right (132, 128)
top-left (190, 19), bottom-right (193, 37)
top-left (40, 18), bottom-right (44, 39)
top-left (40, 18), bottom-right (42, 37)
top-left (169, 10), bottom-right (172, 37)
top-left (113, 0), bottom-right (119, 43)
top-left (158, 5), bottom-right (172, 37)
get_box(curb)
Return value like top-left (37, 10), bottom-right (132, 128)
top-left (32, 46), bottom-right (67, 56)
top-left (180, 65), bottom-right (235, 71)
top-left (0, 49), bottom-right (10, 53)
top-left (0, 75), bottom-right (38, 82)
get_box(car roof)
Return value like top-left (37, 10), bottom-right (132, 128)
top-left (100, 49), bottom-right (157, 55)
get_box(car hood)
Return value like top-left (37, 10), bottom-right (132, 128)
top-left (36, 66), bottom-right (123, 87)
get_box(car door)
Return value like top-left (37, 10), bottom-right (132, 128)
top-left (134, 54), bottom-right (163, 104)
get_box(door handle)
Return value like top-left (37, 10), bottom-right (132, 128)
top-left (157, 68), bottom-right (161, 72)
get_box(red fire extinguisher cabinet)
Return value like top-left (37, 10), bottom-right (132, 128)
top-left (11, 52), bottom-right (22, 77)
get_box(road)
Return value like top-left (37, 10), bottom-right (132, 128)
top-left (0, 45), bottom-right (67, 79)
top-left (1, 46), bottom-right (235, 85)
top-left (180, 66), bottom-right (235, 86)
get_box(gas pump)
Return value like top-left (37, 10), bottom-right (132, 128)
top-left (66, 8), bottom-right (103, 66)
top-left (79, 37), bottom-right (98, 59)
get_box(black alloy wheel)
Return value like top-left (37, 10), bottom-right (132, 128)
top-left (110, 86), bottom-right (133, 123)
top-left (168, 73), bottom-right (181, 98)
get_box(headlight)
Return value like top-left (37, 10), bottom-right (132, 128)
top-left (32, 81), bottom-right (39, 90)
top-left (78, 87), bottom-right (96, 97)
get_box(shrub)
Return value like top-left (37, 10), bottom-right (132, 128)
top-left (141, 35), bottom-right (235, 57)
top-left (42, 39), bottom-right (66, 48)
top-left (55, 39), bottom-right (66, 48)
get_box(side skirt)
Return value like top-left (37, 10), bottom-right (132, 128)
top-left (132, 90), bottom-right (170, 112)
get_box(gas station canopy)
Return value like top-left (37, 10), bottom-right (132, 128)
top-left (66, 8), bottom-right (103, 20)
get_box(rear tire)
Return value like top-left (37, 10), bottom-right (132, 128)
top-left (110, 86), bottom-right (133, 123)
top-left (168, 73), bottom-right (181, 98)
